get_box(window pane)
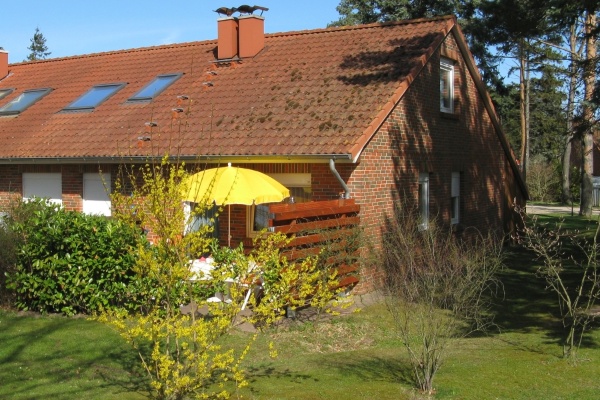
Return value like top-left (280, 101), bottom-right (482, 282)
top-left (188, 203), bottom-right (220, 239)
top-left (129, 74), bottom-right (182, 101)
top-left (66, 84), bottom-right (124, 110)
top-left (0, 89), bottom-right (51, 114)
top-left (289, 186), bottom-right (312, 203)
top-left (440, 59), bottom-right (454, 113)
top-left (419, 173), bottom-right (429, 229)
top-left (451, 197), bottom-right (459, 220)
top-left (253, 204), bottom-right (271, 231)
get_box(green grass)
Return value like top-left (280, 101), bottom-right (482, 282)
top-left (0, 313), bottom-right (149, 400)
top-left (2, 214), bottom-right (600, 399)
top-left (534, 213), bottom-right (600, 236)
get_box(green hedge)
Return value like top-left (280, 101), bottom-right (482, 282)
top-left (4, 198), bottom-right (148, 315)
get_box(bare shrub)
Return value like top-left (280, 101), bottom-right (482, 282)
top-left (527, 156), bottom-right (561, 203)
top-left (516, 209), bottom-right (600, 360)
top-left (380, 206), bottom-right (503, 394)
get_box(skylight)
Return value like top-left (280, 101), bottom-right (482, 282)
top-left (0, 88), bottom-right (13, 101)
top-left (128, 73), bottom-right (182, 102)
top-left (64, 83), bottom-right (125, 111)
top-left (0, 88), bottom-right (52, 116)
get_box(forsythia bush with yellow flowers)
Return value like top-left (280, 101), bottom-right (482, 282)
top-left (97, 158), bottom-right (344, 399)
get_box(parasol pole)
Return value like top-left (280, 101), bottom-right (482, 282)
top-left (228, 163), bottom-right (232, 247)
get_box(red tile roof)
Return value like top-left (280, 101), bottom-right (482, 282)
top-left (0, 16), bottom-right (455, 163)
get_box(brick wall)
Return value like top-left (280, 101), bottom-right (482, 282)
top-left (0, 164), bottom-right (22, 209)
top-left (347, 33), bottom-right (525, 292)
top-left (0, 34), bottom-right (524, 296)
top-left (0, 164), bottom-right (113, 211)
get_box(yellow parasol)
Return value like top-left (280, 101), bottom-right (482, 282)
top-left (182, 164), bottom-right (290, 245)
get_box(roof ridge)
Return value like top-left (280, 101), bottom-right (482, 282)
top-left (264, 14), bottom-right (455, 38)
top-left (9, 15), bottom-right (455, 66)
top-left (10, 40), bottom-right (215, 66)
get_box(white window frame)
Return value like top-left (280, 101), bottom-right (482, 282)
top-left (22, 172), bottom-right (62, 205)
top-left (451, 172), bottom-right (460, 225)
top-left (83, 173), bottom-right (111, 216)
top-left (246, 173), bottom-right (311, 238)
top-left (419, 172), bottom-right (429, 230)
top-left (440, 58), bottom-right (454, 113)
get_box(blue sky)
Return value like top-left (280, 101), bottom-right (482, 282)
top-left (2, 1), bottom-right (342, 63)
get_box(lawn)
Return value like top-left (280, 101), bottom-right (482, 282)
top-left (2, 215), bottom-right (600, 399)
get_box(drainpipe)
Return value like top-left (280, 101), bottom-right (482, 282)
top-left (329, 159), bottom-right (351, 199)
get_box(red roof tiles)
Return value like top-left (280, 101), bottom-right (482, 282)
top-left (0, 16), bottom-right (455, 162)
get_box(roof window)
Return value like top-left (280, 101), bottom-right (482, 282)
top-left (0, 88), bottom-right (14, 101)
top-left (0, 88), bottom-right (52, 116)
top-left (128, 73), bottom-right (182, 102)
top-left (63, 83), bottom-right (125, 111)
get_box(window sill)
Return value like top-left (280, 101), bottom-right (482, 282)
top-left (440, 111), bottom-right (459, 120)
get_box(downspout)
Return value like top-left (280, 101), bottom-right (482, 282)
top-left (329, 158), bottom-right (351, 199)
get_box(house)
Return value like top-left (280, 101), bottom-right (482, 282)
top-left (0, 10), bottom-right (527, 291)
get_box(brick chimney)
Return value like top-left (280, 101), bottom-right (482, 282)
top-left (238, 15), bottom-right (265, 58)
top-left (217, 17), bottom-right (239, 59)
top-left (216, 6), bottom-right (267, 60)
top-left (0, 49), bottom-right (8, 80)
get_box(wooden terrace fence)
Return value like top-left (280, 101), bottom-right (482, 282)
top-left (268, 199), bottom-right (361, 290)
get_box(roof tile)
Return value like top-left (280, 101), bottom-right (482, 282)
top-left (0, 17), bottom-right (454, 161)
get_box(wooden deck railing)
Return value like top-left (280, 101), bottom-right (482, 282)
top-left (268, 199), bottom-right (361, 290)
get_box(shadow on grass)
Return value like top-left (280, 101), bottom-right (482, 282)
top-left (244, 365), bottom-right (317, 396)
top-left (320, 355), bottom-right (413, 386)
top-left (0, 313), bottom-right (148, 399)
top-left (489, 239), bottom-right (600, 354)
top-left (91, 338), bottom-right (150, 398)
top-left (244, 354), bottom-right (413, 397)
top-left (492, 246), bottom-right (557, 332)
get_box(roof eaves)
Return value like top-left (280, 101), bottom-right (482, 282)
top-left (450, 22), bottom-right (529, 200)
top-left (0, 154), bottom-right (353, 165)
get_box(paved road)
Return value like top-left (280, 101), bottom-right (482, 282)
top-left (526, 204), bottom-right (598, 215)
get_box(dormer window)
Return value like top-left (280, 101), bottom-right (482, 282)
top-left (0, 88), bottom-right (14, 101)
top-left (128, 73), bottom-right (182, 102)
top-left (63, 83), bottom-right (125, 111)
top-left (0, 88), bottom-right (52, 116)
top-left (440, 58), bottom-right (454, 113)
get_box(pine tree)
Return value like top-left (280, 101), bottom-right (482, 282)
top-left (26, 27), bottom-right (51, 61)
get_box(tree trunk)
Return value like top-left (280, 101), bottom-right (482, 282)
top-left (519, 40), bottom-right (528, 183)
top-left (562, 136), bottom-right (573, 203)
top-left (562, 22), bottom-right (579, 204)
top-left (579, 11), bottom-right (596, 217)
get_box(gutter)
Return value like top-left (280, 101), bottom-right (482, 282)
top-left (330, 158), bottom-right (351, 199)
top-left (0, 153), bottom-right (354, 165)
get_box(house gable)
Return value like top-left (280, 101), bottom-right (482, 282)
top-left (348, 26), bottom-right (526, 269)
